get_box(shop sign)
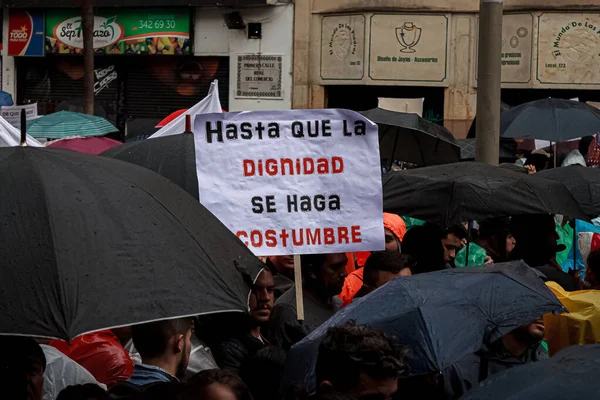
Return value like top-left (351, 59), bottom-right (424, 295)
top-left (537, 13), bottom-right (600, 85)
top-left (45, 8), bottom-right (191, 55)
top-left (476, 14), bottom-right (533, 85)
top-left (236, 54), bottom-right (283, 99)
top-left (8, 10), bottom-right (45, 56)
top-left (368, 14), bottom-right (448, 83)
top-left (320, 15), bottom-right (365, 80)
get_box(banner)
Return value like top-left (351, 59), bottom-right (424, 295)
top-left (45, 8), bottom-right (190, 55)
top-left (1, 104), bottom-right (38, 130)
top-left (8, 10), bottom-right (45, 56)
top-left (194, 109), bottom-right (385, 256)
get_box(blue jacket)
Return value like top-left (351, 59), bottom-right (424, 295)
top-left (127, 363), bottom-right (178, 386)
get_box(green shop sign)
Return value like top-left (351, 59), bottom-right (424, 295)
top-left (45, 8), bottom-right (191, 55)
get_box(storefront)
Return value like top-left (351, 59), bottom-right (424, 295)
top-left (8, 8), bottom-right (229, 141)
top-left (294, 1), bottom-right (600, 138)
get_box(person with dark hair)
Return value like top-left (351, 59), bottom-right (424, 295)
top-left (270, 253), bottom-right (348, 351)
top-left (216, 269), bottom-right (275, 371)
top-left (188, 369), bottom-right (251, 400)
top-left (315, 321), bottom-right (406, 399)
top-left (239, 346), bottom-right (287, 400)
top-left (476, 218), bottom-right (515, 263)
top-left (586, 248), bottom-right (600, 289)
top-left (401, 225), bottom-right (446, 274)
top-left (353, 252), bottom-right (415, 300)
top-left (443, 317), bottom-right (547, 399)
top-left (56, 384), bottom-right (111, 400)
top-left (0, 336), bottom-right (46, 400)
top-left (441, 225), bottom-right (467, 268)
top-left (127, 318), bottom-right (194, 385)
top-left (266, 256), bottom-right (295, 299)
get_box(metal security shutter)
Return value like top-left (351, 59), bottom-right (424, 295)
top-left (124, 56), bottom-right (229, 119)
top-left (18, 57), bottom-right (121, 131)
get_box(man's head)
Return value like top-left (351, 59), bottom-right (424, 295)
top-left (316, 321), bottom-right (406, 400)
top-left (0, 336), bottom-right (46, 400)
top-left (301, 253), bottom-right (348, 297)
top-left (56, 384), bottom-right (112, 400)
top-left (587, 249), bottom-right (600, 289)
top-left (514, 317), bottom-right (545, 344)
top-left (249, 269), bottom-right (275, 324)
top-left (268, 256), bottom-right (294, 277)
top-left (383, 213), bottom-right (406, 252)
top-left (189, 369), bottom-right (250, 400)
top-left (441, 225), bottom-right (467, 263)
top-left (363, 252), bottom-right (415, 289)
top-left (132, 317), bottom-right (194, 378)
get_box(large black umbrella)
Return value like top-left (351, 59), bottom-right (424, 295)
top-left (461, 344), bottom-right (600, 399)
top-left (531, 165), bottom-right (600, 218)
top-left (500, 98), bottom-right (600, 142)
top-left (103, 133), bottom-right (199, 200)
top-left (382, 162), bottom-right (587, 227)
top-left (0, 146), bottom-right (262, 341)
top-left (360, 108), bottom-right (460, 167)
top-left (283, 262), bottom-right (564, 394)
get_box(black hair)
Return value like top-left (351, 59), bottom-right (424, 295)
top-left (588, 249), bottom-right (600, 284)
top-left (57, 384), bottom-right (111, 400)
top-left (311, 393), bottom-right (357, 400)
top-left (240, 346), bottom-right (287, 400)
top-left (132, 318), bottom-right (193, 359)
top-left (363, 252), bottom-right (415, 287)
top-left (189, 369), bottom-right (251, 400)
top-left (580, 136), bottom-right (594, 158)
top-left (402, 225), bottom-right (446, 274)
top-left (316, 321), bottom-right (406, 394)
top-left (446, 224), bottom-right (468, 241)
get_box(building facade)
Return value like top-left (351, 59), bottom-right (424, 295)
top-left (293, 0), bottom-right (600, 138)
top-left (1, 0), bottom-right (293, 140)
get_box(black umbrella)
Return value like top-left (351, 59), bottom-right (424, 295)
top-left (382, 162), bottom-right (587, 227)
top-left (360, 108), bottom-right (461, 167)
top-left (0, 147), bottom-right (263, 341)
top-left (283, 262), bottom-right (564, 394)
top-left (461, 345), bottom-right (600, 399)
top-left (531, 165), bottom-right (600, 218)
top-left (458, 138), bottom-right (517, 162)
top-left (500, 98), bottom-right (600, 142)
top-left (103, 133), bottom-right (199, 200)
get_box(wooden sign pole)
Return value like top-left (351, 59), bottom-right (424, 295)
top-left (293, 255), bottom-right (305, 321)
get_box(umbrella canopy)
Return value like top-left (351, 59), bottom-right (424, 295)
top-left (462, 345), bottom-right (600, 399)
top-left (500, 98), bottom-right (600, 142)
top-left (360, 108), bottom-right (461, 167)
top-left (156, 109), bottom-right (187, 128)
top-left (47, 137), bottom-right (122, 155)
top-left (0, 147), bottom-right (263, 341)
top-left (284, 262), bottom-right (564, 394)
top-left (26, 111), bottom-right (118, 139)
top-left (102, 133), bottom-right (198, 200)
top-left (531, 165), bottom-right (600, 218)
top-left (382, 162), bottom-right (587, 227)
top-left (458, 138), bottom-right (517, 161)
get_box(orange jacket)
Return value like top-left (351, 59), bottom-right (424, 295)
top-left (339, 213), bottom-right (406, 306)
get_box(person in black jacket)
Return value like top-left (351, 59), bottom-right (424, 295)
top-left (216, 269), bottom-right (276, 371)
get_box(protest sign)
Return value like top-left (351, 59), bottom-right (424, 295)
top-left (1, 104), bottom-right (38, 130)
top-left (194, 109), bottom-right (385, 256)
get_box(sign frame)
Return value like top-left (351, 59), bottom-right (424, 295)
top-left (235, 54), bottom-right (284, 99)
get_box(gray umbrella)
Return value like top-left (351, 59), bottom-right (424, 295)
top-left (360, 108), bottom-right (460, 167)
top-left (500, 98), bottom-right (600, 142)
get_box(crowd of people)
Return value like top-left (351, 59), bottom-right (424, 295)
top-left (6, 202), bottom-right (596, 400)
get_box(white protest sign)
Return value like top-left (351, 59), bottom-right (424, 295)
top-left (194, 109), bottom-right (385, 256)
top-left (0, 103), bottom-right (38, 130)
